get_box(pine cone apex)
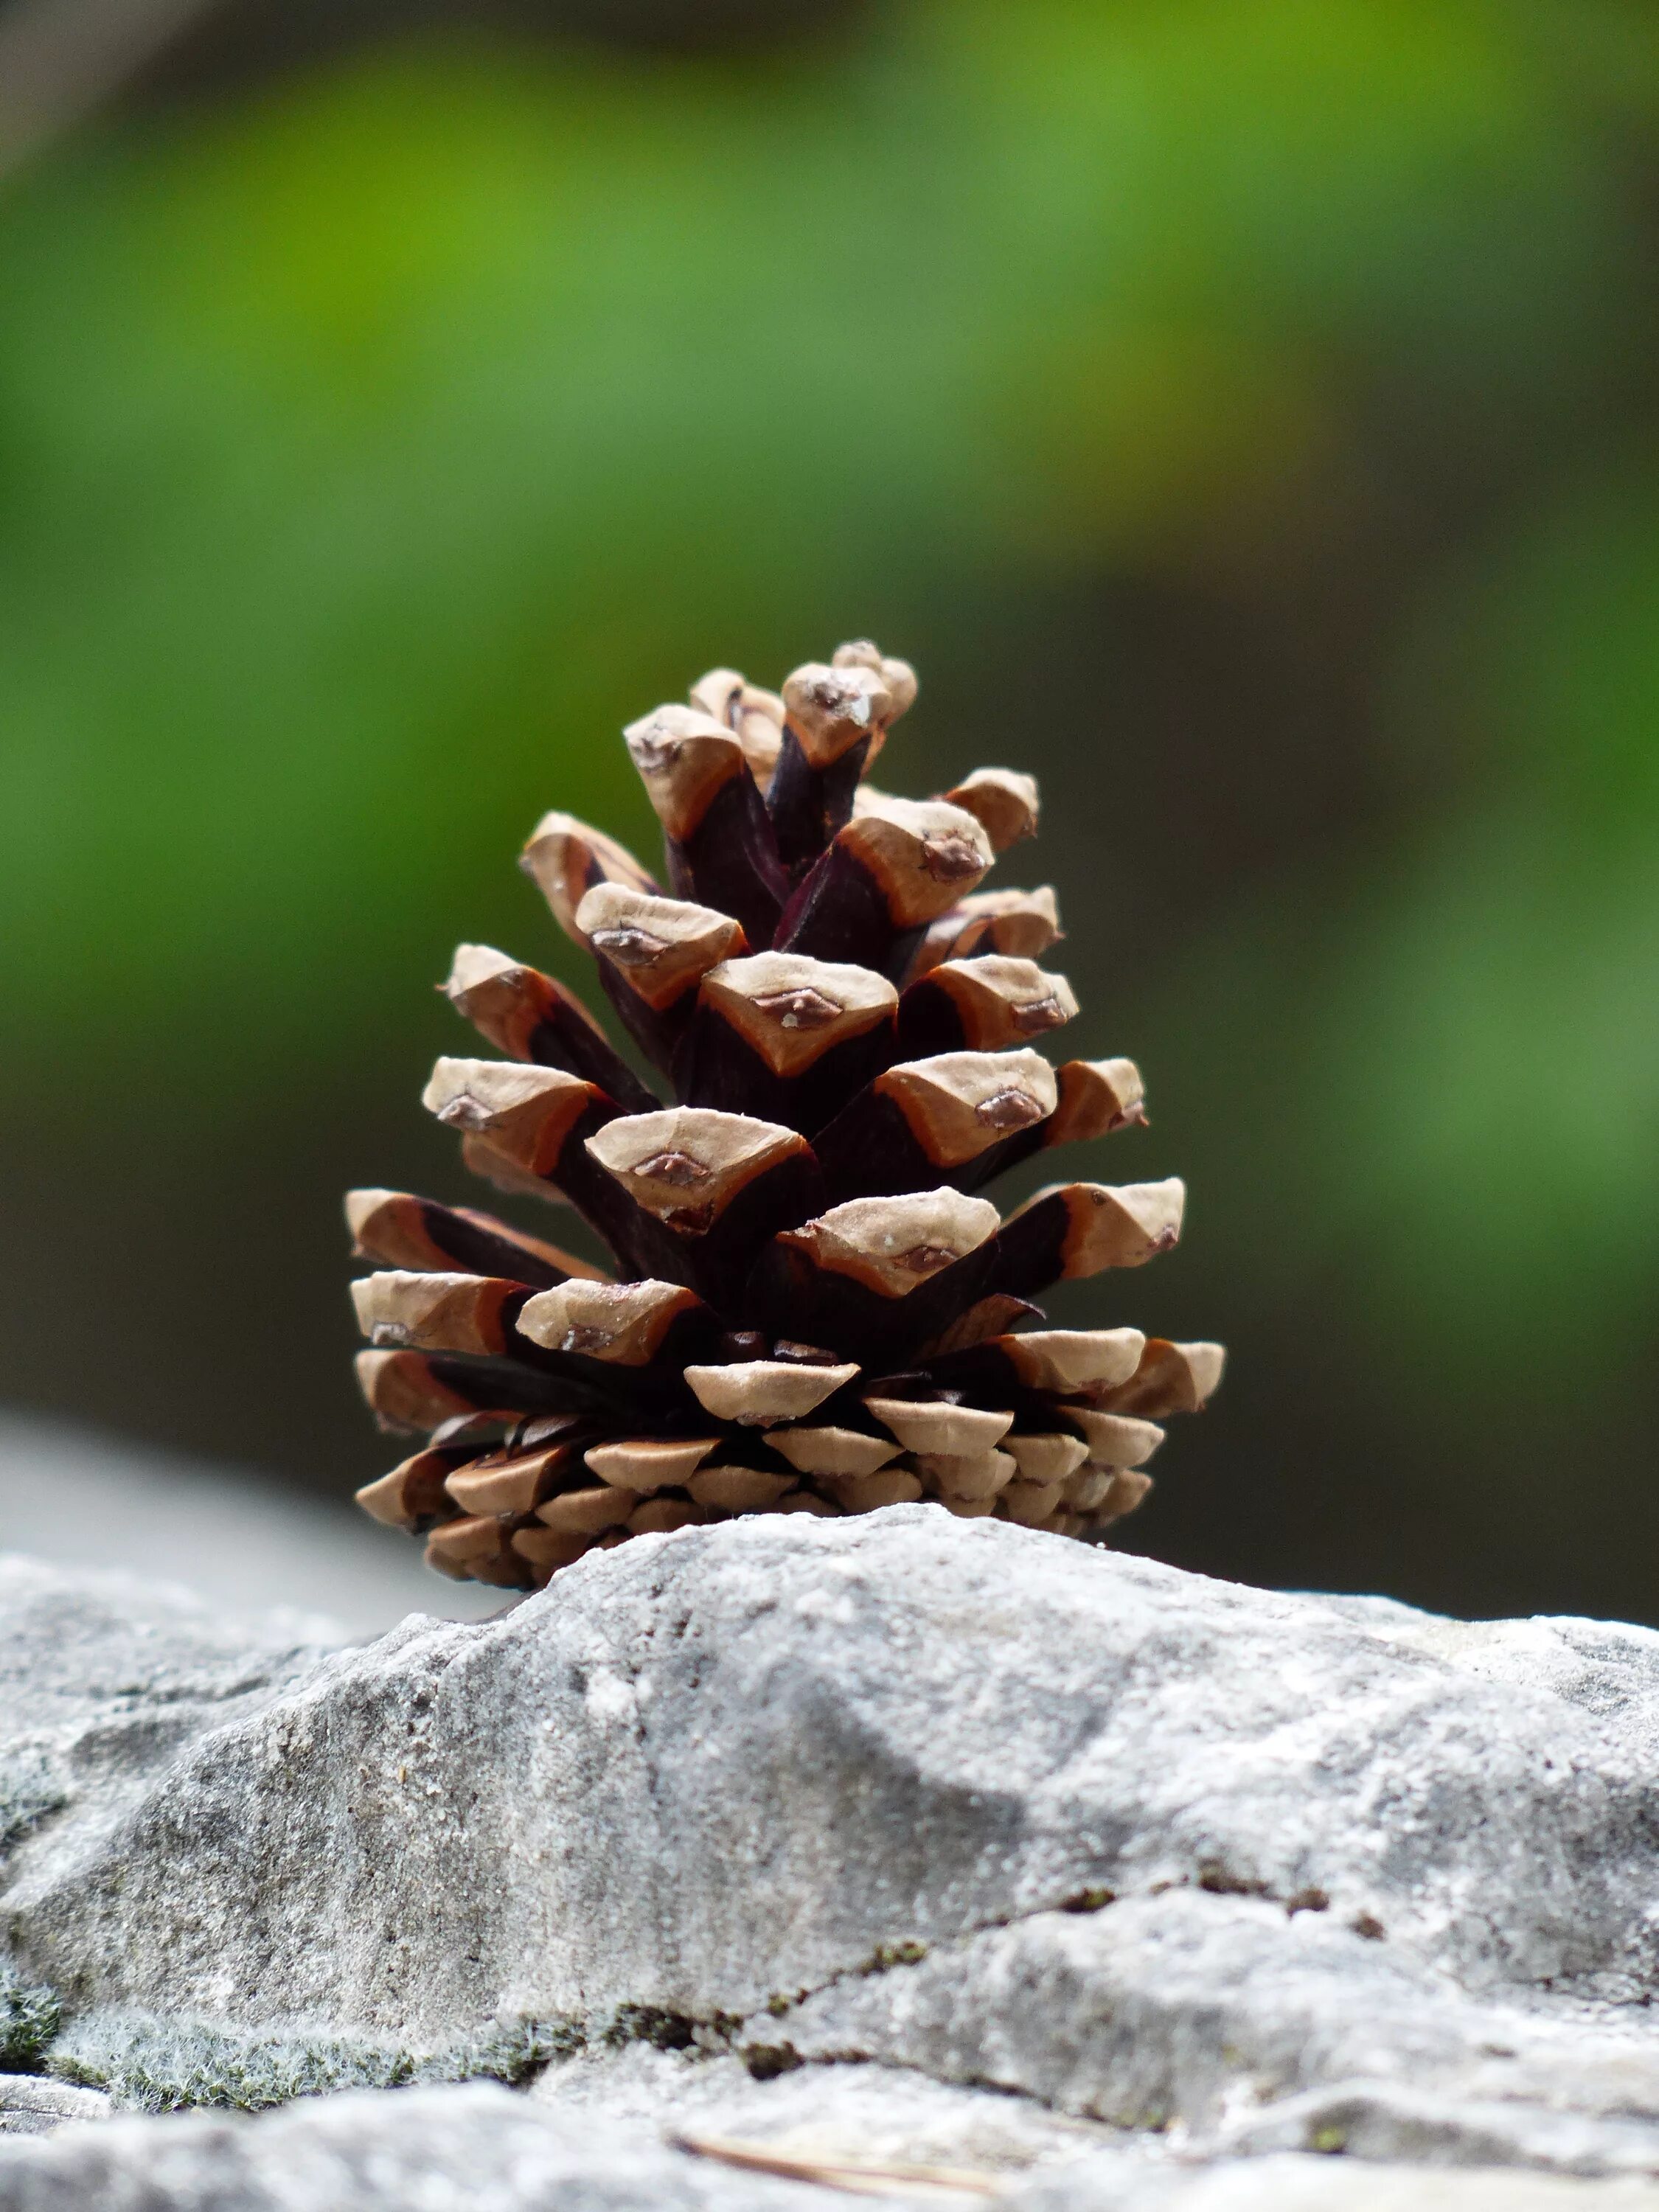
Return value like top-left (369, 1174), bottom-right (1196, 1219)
top-left (349, 641), bottom-right (1224, 1587)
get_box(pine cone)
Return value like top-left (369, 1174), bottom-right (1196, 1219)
top-left (348, 644), bottom-right (1225, 1589)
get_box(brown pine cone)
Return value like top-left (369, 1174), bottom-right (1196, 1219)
top-left (348, 642), bottom-right (1225, 1589)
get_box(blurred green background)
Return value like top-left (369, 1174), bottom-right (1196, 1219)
top-left (2, 0), bottom-right (1656, 1621)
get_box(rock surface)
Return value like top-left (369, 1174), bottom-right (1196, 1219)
top-left (0, 1508), bottom-right (1655, 2204)
top-left (0, 1413), bottom-right (502, 1635)
top-left (0, 2079), bottom-right (1652, 2210)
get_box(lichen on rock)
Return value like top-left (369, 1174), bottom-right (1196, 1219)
top-left (46, 2008), bottom-right (577, 2112)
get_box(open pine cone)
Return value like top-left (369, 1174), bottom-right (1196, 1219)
top-left (349, 644), bottom-right (1224, 1589)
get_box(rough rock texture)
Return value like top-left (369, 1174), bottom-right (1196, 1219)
top-left (0, 2084), bottom-right (830, 2211)
top-left (0, 2081), bottom-right (1652, 2209)
top-left (0, 2078), bottom-right (108, 2136)
top-left (1, 1509), bottom-right (1659, 2202)
top-left (0, 1557), bottom-right (333, 1905)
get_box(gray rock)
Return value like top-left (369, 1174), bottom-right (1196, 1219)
top-left (0, 2081), bottom-right (834, 2211)
top-left (770, 1888), bottom-right (1659, 2153)
top-left (1021, 2148), bottom-right (1659, 2208)
top-left (0, 1413), bottom-right (503, 1637)
top-left (532, 2045), bottom-right (1129, 2171)
top-left (0, 2076), bottom-right (109, 2136)
top-left (0, 1509), bottom-right (1657, 2194)
top-left (1215, 2079), bottom-right (1659, 2179)
top-left (0, 2081), bottom-right (1649, 2211)
top-left (0, 1554), bottom-right (334, 1907)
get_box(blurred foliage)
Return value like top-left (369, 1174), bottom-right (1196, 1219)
top-left (1, 0), bottom-right (1658, 1616)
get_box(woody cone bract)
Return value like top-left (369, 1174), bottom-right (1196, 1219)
top-left (349, 644), bottom-right (1225, 1589)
